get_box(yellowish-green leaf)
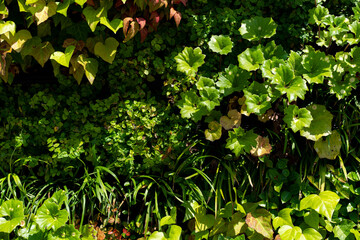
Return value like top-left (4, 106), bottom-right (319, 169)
top-left (314, 130), bottom-right (342, 160)
top-left (220, 109), bottom-right (241, 130)
top-left (50, 45), bottom-right (75, 67)
top-left (34, 1), bottom-right (57, 25)
top-left (205, 121), bottom-right (222, 142)
top-left (77, 54), bottom-right (98, 84)
top-left (100, 17), bottom-right (123, 34)
top-left (94, 37), bottom-right (119, 64)
top-left (2, 29), bottom-right (32, 52)
top-left (0, 21), bottom-right (15, 35)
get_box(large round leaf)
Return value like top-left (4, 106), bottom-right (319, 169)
top-left (0, 199), bottom-right (24, 233)
top-left (208, 35), bottom-right (233, 55)
top-left (314, 130), bottom-right (342, 160)
top-left (48, 225), bottom-right (81, 240)
top-left (205, 121), bottom-right (222, 142)
top-left (216, 64), bottom-right (251, 96)
top-left (175, 47), bottom-right (205, 77)
top-left (238, 46), bottom-right (265, 71)
top-left (283, 105), bottom-right (313, 133)
top-left (226, 128), bottom-right (258, 157)
top-left (35, 201), bottom-right (69, 231)
top-left (239, 16), bottom-right (277, 41)
top-left (300, 104), bottom-right (333, 141)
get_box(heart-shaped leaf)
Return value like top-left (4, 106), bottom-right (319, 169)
top-left (314, 130), bottom-right (342, 160)
top-left (0, 21), bottom-right (15, 35)
top-left (175, 47), bottom-right (205, 77)
top-left (208, 35), bottom-right (233, 55)
top-left (3, 29), bottom-right (32, 52)
top-left (194, 205), bottom-right (215, 232)
top-left (34, 1), bottom-right (57, 25)
top-left (21, 38), bottom-right (54, 67)
top-left (239, 16), bottom-right (277, 41)
top-left (300, 191), bottom-right (340, 221)
top-left (160, 207), bottom-right (177, 227)
top-left (48, 225), bottom-right (81, 240)
top-left (220, 109), bottom-right (241, 130)
top-left (100, 17), bottom-right (123, 34)
top-left (302, 46), bottom-right (332, 84)
top-left (226, 128), bottom-right (258, 157)
top-left (304, 210), bottom-right (319, 229)
top-left (75, 0), bottom-right (86, 7)
top-left (35, 201), bottom-right (68, 231)
top-left (278, 225), bottom-right (322, 240)
top-left (205, 121), bottom-right (222, 142)
top-left (77, 54), bottom-right (98, 84)
top-left (94, 37), bottom-right (119, 64)
top-left (216, 64), bottom-right (251, 96)
top-left (50, 45), bottom-right (75, 67)
top-left (250, 136), bottom-right (272, 157)
top-left (283, 105), bottom-right (313, 133)
top-left (0, 200), bottom-right (24, 233)
top-left (226, 212), bottom-right (247, 237)
top-left (300, 104), bottom-right (333, 141)
top-left (56, 0), bottom-right (71, 16)
top-left (333, 220), bottom-right (356, 240)
top-left (245, 209), bottom-right (273, 239)
top-left (273, 208), bottom-right (293, 230)
top-left (82, 6), bottom-right (102, 31)
top-left (238, 46), bottom-right (265, 71)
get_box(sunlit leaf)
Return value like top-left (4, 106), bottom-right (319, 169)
top-left (160, 207), bottom-right (177, 227)
top-left (273, 208), bottom-right (293, 230)
top-left (226, 128), bottom-right (258, 157)
top-left (283, 105), bottom-right (313, 133)
top-left (77, 54), bottom-right (98, 84)
top-left (34, 1), bottom-right (57, 25)
top-left (262, 40), bottom-right (287, 60)
top-left (216, 64), bottom-right (251, 96)
top-left (50, 45), bottom-right (75, 67)
top-left (309, 5), bottom-right (330, 25)
top-left (220, 109), bottom-right (241, 130)
top-left (94, 37), bottom-right (119, 64)
top-left (208, 35), bottom-right (233, 55)
top-left (238, 46), bottom-right (265, 71)
top-left (244, 82), bottom-right (272, 116)
top-left (226, 212), bottom-right (247, 237)
top-left (0, 20), bottom-right (15, 35)
top-left (329, 74), bottom-right (358, 100)
top-left (0, 200), bottom-right (24, 233)
top-left (48, 225), bottom-right (81, 240)
top-left (333, 219), bottom-right (356, 240)
top-left (205, 121), bottom-right (222, 142)
top-left (35, 201), bottom-right (69, 231)
top-left (250, 136), bottom-right (272, 157)
top-left (245, 209), bottom-right (273, 239)
top-left (175, 47), bottom-right (205, 77)
top-left (100, 17), bottom-right (123, 34)
top-left (82, 6), bottom-right (102, 31)
top-left (302, 46), bottom-right (332, 84)
top-left (314, 130), bottom-right (342, 160)
top-left (239, 16), bottom-right (277, 41)
top-left (80, 224), bottom-right (97, 240)
top-left (278, 225), bottom-right (322, 240)
top-left (260, 59), bottom-right (285, 80)
top-left (194, 205), bottom-right (215, 232)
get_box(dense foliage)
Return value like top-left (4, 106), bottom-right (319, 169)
top-left (2, 0), bottom-right (360, 240)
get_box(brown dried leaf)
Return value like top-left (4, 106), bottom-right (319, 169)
top-left (250, 136), bottom-right (272, 157)
top-left (220, 109), bottom-right (241, 130)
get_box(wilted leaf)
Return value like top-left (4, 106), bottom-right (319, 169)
top-left (245, 209), bottom-right (273, 239)
top-left (314, 130), bottom-right (342, 160)
top-left (205, 121), bottom-right (222, 142)
top-left (220, 109), bottom-right (241, 130)
top-left (250, 136), bottom-right (272, 157)
top-left (175, 47), bottom-right (205, 76)
top-left (170, 7), bottom-right (181, 27)
top-left (94, 37), bottom-right (119, 64)
top-left (239, 16), bottom-right (277, 41)
top-left (208, 35), bottom-right (233, 55)
top-left (300, 104), bottom-right (333, 141)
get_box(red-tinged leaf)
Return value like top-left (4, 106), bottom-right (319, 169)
top-left (170, 7), bottom-right (176, 19)
top-left (149, 11), bottom-right (160, 31)
top-left (136, 17), bottom-right (146, 30)
top-left (123, 21), bottom-right (139, 42)
top-left (62, 38), bottom-right (77, 48)
top-left (127, 3), bottom-right (137, 16)
top-left (245, 209), bottom-right (274, 239)
top-left (140, 28), bottom-right (148, 42)
top-left (114, 0), bottom-right (123, 8)
top-left (148, 0), bottom-right (163, 12)
top-left (86, 0), bottom-right (95, 6)
top-left (123, 17), bottom-right (133, 36)
top-left (173, 0), bottom-right (187, 6)
top-left (173, 10), bottom-right (181, 27)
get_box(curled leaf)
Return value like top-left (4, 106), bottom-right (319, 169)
top-left (250, 136), bottom-right (272, 157)
top-left (220, 109), bottom-right (241, 130)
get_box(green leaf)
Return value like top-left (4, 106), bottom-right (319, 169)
top-left (177, 91), bottom-right (208, 122)
top-left (329, 74), bottom-right (358, 100)
top-left (226, 128), bottom-right (258, 157)
top-left (3, 29), bottom-right (32, 52)
top-left (309, 5), bottom-right (329, 25)
top-left (304, 210), bottom-right (319, 229)
top-left (244, 82), bottom-right (272, 116)
top-left (288, 51), bottom-right (306, 76)
top-left (260, 59), bottom-right (286, 80)
top-left (167, 225), bottom-right (182, 240)
top-left (21, 38), bottom-right (54, 67)
top-left (77, 55), bottom-right (98, 84)
top-left (216, 64), bottom-right (251, 96)
top-left (262, 40), bottom-right (287, 60)
top-left (245, 209), bottom-right (273, 239)
top-left (94, 37), bottom-right (119, 64)
top-left (196, 76), bottom-right (215, 91)
top-left (205, 121), bottom-right (222, 142)
top-left (160, 207), bottom-right (177, 227)
top-left (209, 218), bottom-right (227, 237)
top-left (199, 87), bottom-right (220, 111)
top-left (273, 64), bottom-right (308, 102)
top-left (148, 231), bottom-right (166, 240)
top-left (279, 225), bottom-right (322, 240)
top-left (300, 191), bottom-right (340, 221)
top-left (194, 205), bottom-right (215, 232)
top-left (34, 1), bottom-right (57, 25)
top-left (175, 47), bottom-right (205, 77)
top-left (283, 105), bottom-right (313, 133)
top-left (56, 0), bottom-right (71, 16)
top-left (82, 6), bottom-right (102, 31)
top-left (35, 201), bottom-right (69, 231)
top-left (273, 208), bottom-right (293, 230)
top-left (100, 17), bottom-right (123, 34)
top-left (239, 16), bottom-right (277, 41)
top-left (208, 35), bottom-right (233, 55)
top-left (238, 46), bottom-right (265, 71)
top-left (300, 104), bottom-right (333, 141)
top-left (50, 45), bottom-right (75, 67)
top-left (302, 46), bottom-right (332, 84)
top-left (314, 130), bottom-right (342, 160)
top-left (48, 225), bottom-right (81, 240)
top-left (48, 190), bottom-right (67, 207)
top-left (80, 224), bottom-right (98, 240)
top-left (17, 224), bottom-right (45, 240)
top-left (74, 0), bottom-right (86, 7)
top-left (333, 220), bottom-right (356, 240)
top-left (226, 212), bottom-right (247, 237)
top-left (0, 21), bottom-right (16, 35)
top-left (351, 229), bottom-right (360, 240)
top-left (0, 200), bottom-right (24, 233)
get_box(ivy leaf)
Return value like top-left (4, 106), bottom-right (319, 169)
top-left (74, 0), bottom-right (86, 7)
top-left (35, 201), bottom-right (69, 231)
top-left (226, 212), bottom-right (247, 237)
top-left (216, 64), bottom-right (251, 96)
top-left (273, 64), bottom-right (308, 102)
top-left (160, 207), bottom-right (177, 227)
top-left (304, 210), bottom-right (319, 229)
top-left (220, 109), bottom-right (241, 130)
top-left (77, 54), bottom-right (98, 84)
top-left (260, 59), bottom-right (285, 80)
top-left (82, 6), bottom-right (102, 31)
top-left (94, 37), bottom-right (119, 64)
top-left (245, 209), bottom-right (273, 239)
top-left (56, 0), bottom-right (71, 16)
top-left (243, 82), bottom-right (271, 116)
top-left (239, 16), bottom-right (277, 41)
top-left (300, 104), bottom-right (333, 141)
top-left (50, 45), bottom-right (75, 67)
top-left (250, 136), bottom-right (272, 157)
top-left (278, 225), bottom-right (322, 240)
top-left (283, 105), bottom-right (313, 133)
top-left (21, 38), bottom-right (54, 67)
top-left (0, 21), bottom-right (15, 35)
top-left (333, 219), bottom-right (356, 240)
top-left (205, 121), bottom-right (222, 142)
top-left (238, 46), bottom-right (265, 71)
top-left (302, 46), bottom-right (332, 84)
top-left (175, 47), bottom-right (205, 77)
top-left (194, 205), bottom-right (215, 232)
top-left (208, 35), bottom-right (233, 55)
top-left (199, 87), bottom-right (220, 111)
top-left (309, 5), bottom-right (329, 25)
top-left (300, 191), bottom-right (340, 221)
top-left (34, 1), bottom-right (57, 25)
top-left (226, 128), bottom-right (258, 157)
top-left (273, 208), bottom-right (293, 230)
top-left (329, 74), bottom-right (358, 100)
top-left (2, 29), bottom-right (32, 52)
top-left (262, 40), bottom-right (287, 60)
top-left (48, 225), bottom-right (81, 240)
top-left (100, 17), bottom-right (123, 34)
top-left (314, 130), bottom-right (342, 160)
top-left (70, 56), bottom-right (85, 84)
top-left (0, 200), bottom-right (24, 233)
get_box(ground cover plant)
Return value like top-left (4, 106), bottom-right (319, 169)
top-left (1, 0), bottom-right (360, 239)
